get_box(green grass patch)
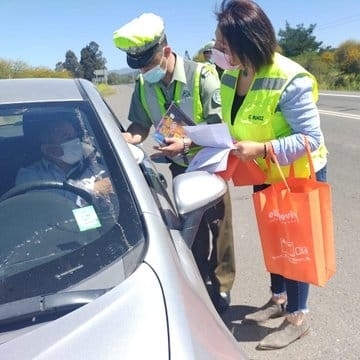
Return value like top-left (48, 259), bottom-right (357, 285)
top-left (96, 83), bottom-right (116, 96)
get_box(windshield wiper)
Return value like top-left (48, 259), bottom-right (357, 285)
top-left (0, 289), bottom-right (110, 327)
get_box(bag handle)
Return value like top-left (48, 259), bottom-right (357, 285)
top-left (267, 146), bottom-right (290, 191)
top-left (267, 136), bottom-right (316, 190)
top-left (289, 136), bottom-right (316, 179)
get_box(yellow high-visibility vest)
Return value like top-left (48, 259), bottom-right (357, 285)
top-left (221, 52), bottom-right (327, 183)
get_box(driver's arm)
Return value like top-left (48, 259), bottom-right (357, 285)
top-left (69, 165), bottom-right (114, 197)
top-left (15, 163), bottom-right (44, 186)
top-left (93, 177), bottom-right (113, 195)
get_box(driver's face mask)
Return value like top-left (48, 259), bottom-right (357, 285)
top-left (59, 138), bottom-right (83, 165)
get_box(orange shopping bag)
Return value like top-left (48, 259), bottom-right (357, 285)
top-left (216, 153), bottom-right (266, 186)
top-left (252, 143), bottom-right (336, 286)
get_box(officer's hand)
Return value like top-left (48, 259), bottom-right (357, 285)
top-left (153, 137), bottom-right (185, 158)
top-left (122, 132), bottom-right (142, 145)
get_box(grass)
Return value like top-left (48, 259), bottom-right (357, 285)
top-left (96, 83), bottom-right (116, 96)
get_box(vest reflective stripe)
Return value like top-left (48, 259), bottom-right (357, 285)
top-left (138, 60), bottom-right (206, 166)
top-left (221, 73), bottom-right (237, 88)
top-left (221, 52), bottom-right (325, 183)
top-left (252, 77), bottom-right (287, 91)
top-left (222, 73), bottom-right (287, 92)
top-left (191, 63), bottom-right (203, 124)
top-left (138, 75), bottom-right (151, 119)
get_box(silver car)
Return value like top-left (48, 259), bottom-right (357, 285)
top-left (0, 78), bottom-right (246, 359)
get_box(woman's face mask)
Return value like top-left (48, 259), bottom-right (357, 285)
top-left (59, 137), bottom-right (83, 165)
top-left (211, 48), bottom-right (240, 70)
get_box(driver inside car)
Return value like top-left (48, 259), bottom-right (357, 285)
top-left (16, 117), bottom-right (113, 207)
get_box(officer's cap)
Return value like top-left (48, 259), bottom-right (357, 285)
top-left (113, 13), bottom-right (165, 69)
top-left (202, 40), bottom-right (215, 53)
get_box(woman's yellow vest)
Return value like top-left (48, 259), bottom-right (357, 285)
top-left (220, 52), bottom-right (327, 183)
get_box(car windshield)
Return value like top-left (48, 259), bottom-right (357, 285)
top-left (0, 101), bottom-right (145, 306)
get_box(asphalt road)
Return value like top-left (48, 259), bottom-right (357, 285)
top-left (105, 85), bottom-right (360, 360)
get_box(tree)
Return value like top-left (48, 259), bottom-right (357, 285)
top-left (80, 41), bottom-right (106, 81)
top-left (107, 72), bottom-right (122, 85)
top-left (62, 50), bottom-right (83, 78)
top-left (278, 22), bottom-right (323, 57)
top-left (55, 61), bottom-right (65, 72)
top-left (0, 59), bottom-right (13, 78)
top-left (0, 58), bottom-right (71, 79)
top-left (320, 51), bottom-right (335, 66)
top-left (334, 40), bottom-right (360, 75)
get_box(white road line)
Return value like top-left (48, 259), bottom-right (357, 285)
top-left (319, 109), bottom-right (360, 120)
top-left (319, 93), bottom-right (360, 98)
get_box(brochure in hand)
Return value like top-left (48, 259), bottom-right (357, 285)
top-left (183, 123), bottom-right (235, 172)
top-left (183, 123), bottom-right (265, 186)
top-left (153, 102), bottom-right (194, 145)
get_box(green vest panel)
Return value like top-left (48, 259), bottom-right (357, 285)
top-left (138, 60), bottom-right (209, 167)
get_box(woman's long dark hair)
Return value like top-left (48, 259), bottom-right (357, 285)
top-left (215, 0), bottom-right (277, 71)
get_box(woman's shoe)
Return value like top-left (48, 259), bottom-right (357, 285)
top-left (256, 316), bottom-right (310, 350)
top-left (243, 298), bottom-right (285, 324)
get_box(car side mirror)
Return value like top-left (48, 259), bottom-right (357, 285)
top-left (127, 143), bottom-right (145, 164)
top-left (172, 171), bottom-right (226, 248)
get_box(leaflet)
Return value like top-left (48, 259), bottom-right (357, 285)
top-left (153, 102), bottom-right (194, 145)
top-left (183, 123), bottom-right (234, 149)
top-left (183, 123), bottom-right (235, 173)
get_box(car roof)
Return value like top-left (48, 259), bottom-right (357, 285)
top-left (0, 78), bottom-right (85, 104)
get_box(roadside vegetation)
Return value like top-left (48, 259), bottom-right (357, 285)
top-left (96, 83), bottom-right (116, 96)
top-left (194, 23), bottom-right (360, 91)
top-left (1, 23), bottom-right (359, 91)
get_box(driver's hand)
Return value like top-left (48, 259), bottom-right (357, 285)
top-left (93, 177), bottom-right (113, 195)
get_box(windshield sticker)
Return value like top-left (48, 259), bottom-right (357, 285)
top-left (72, 206), bottom-right (101, 231)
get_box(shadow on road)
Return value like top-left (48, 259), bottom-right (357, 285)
top-left (221, 305), bottom-right (284, 343)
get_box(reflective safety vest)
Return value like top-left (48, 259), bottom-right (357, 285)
top-left (138, 59), bottom-right (214, 166)
top-left (220, 52), bottom-right (327, 183)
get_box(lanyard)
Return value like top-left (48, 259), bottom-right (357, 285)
top-left (154, 81), bottom-right (182, 115)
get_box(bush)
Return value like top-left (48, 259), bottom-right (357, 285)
top-left (96, 83), bottom-right (116, 96)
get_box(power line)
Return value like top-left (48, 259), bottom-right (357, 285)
top-left (316, 14), bottom-right (360, 31)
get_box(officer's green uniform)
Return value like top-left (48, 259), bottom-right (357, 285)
top-left (113, 13), bottom-right (236, 305)
top-left (129, 55), bottom-right (236, 295)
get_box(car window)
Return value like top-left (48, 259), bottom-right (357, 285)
top-left (0, 115), bottom-right (23, 137)
top-left (0, 102), bottom-right (145, 305)
top-left (139, 157), bottom-right (180, 229)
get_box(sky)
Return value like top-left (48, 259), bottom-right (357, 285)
top-left (1, 0), bottom-right (360, 71)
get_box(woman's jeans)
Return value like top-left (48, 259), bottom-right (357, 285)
top-left (253, 165), bottom-right (327, 313)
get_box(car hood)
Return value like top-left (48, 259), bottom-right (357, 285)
top-left (0, 200), bottom-right (246, 359)
top-left (0, 264), bottom-right (169, 359)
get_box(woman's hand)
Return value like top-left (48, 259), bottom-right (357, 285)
top-left (232, 140), bottom-right (267, 161)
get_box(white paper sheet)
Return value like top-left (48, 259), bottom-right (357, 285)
top-left (183, 123), bottom-right (235, 148)
top-left (184, 123), bottom-right (236, 173)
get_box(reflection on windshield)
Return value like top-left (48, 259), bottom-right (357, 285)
top-left (0, 102), bottom-right (145, 306)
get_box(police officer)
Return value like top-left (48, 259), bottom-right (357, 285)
top-left (200, 40), bottom-right (224, 78)
top-left (113, 13), bottom-right (235, 312)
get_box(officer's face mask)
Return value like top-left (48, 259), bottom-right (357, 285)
top-left (143, 56), bottom-right (167, 83)
top-left (59, 137), bottom-right (83, 165)
top-left (211, 48), bottom-right (240, 70)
